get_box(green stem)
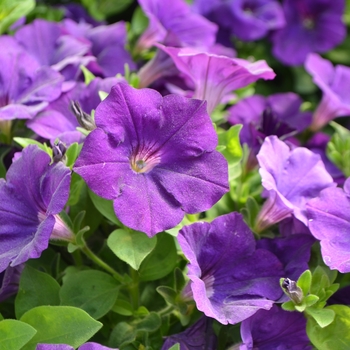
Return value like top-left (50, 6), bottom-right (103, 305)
top-left (72, 249), bottom-right (83, 267)
top-left (81, 245), bottom-right (124, 283)
top-left (158, 305), bottom-right (175, 317)
top-left (129, 267), bottom-right (140, 310)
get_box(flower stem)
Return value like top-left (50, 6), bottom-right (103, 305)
top-left (81, 244), bottom-right (124, 283)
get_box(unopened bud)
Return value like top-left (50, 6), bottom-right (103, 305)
top-left (70, 100), bottom-right (96, 131)
top-left (52, 140), bottom-right (67, 163)
top-left (282, 278), bottom-right (303, 304)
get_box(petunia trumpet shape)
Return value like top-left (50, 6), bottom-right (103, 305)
top-left (158, 45), bottom-right (275, 114)
top-left (305, 53), bottom-right (350, 131)
top-left (0, 145), bottom-right (72, 273)
top-left (255, 136), bottom-right (334, 232)
top-left (74, 83), bottom-right (229, 236)
top-left (177, 212), bottom-right (285, 325)
top-left (307, 178), bottom-right (350, 273)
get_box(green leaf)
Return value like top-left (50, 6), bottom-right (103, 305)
top-left (112, 299), bottom-right (133, 316)
top-left (59, 270), bottom-right (120, 319)
top-left (107, 229), bottom-right (157, 270)
top-left (304, 294), bottom-right (319, 307)
top-left (174, 267), bottom-right (186, 293)
top-left (13, 138), bottom-right (52, 157)
top-left (88, 189), bottom-right (121, 225)
top-left (138, 232), bottom-right (177, 281)
top-left (15, 265), bottom-right (60, 319)
top-left (281, 301), bottom-right (296, 311)
top-left (81, 0), bottom-right (133, 21)
top-left (306, 305), bottom-right (350, 349)
top-left (0, 0), bottom-right (35, 34)
top-left (169, 344), bottom-right (180, 350)
top-left (136, 312), bottom-right (161, 332)
top-left (306, 307), bottom-right (335, 328)
top-left (65, 142), bottom-right (81, 169)
top-left (0, 319), bottom-right (36, 350)
top-left (20, 306), bottom-right (102, 350)
top-left (130, 7), bottom-right (149, 36)
top-left (80, 65), bottom-right (95, 85)
top-left (109, 322), bottom-right (136, 347)
top-left (297, 270), bottom-right (312, 297)
top-left (157, 286), bottom-right (177, 306)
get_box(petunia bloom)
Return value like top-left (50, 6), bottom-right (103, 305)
top-left (271, 0), bottom-right (346, 66)
top-left (239, 305), bottom-right (311, 350)
top-left (305, 53), bottom-right (350, 131)
top-left (307, 178), bottom-right (350, 273)
top-left (0, 145), bottom-right (72, 273)
top-left (177, 213), bottom-right (284, 325)
top-left (255, 136), bottom-right (334, 232)
top-left (0, 264), bottom-right (24, 302)
top-left (73, 83), bottom-right (229, 236)
top-left (158, 45), bottom-right (275, 114)
top-left (36, 343), bottom-right (117, 350)
top-left (0, 36), bottom-right (63, 121)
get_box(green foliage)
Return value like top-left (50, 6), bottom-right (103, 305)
top-left (0, 319), bottom-right (36, 350)
top-left (306, 305), bottom-right (350, 349)
top-left (138, 233), bottom-right (178, 281)
top-left (81, 0), bottom-right (133, 21)
top-left (0, 0), bottom-right (34, 34)
top-left (13, 137), bottom-right (53, 158)
top-left (327, 121), bottom-right (350, 177)
top-left (15, 266), bottom-right (60, 319)
top-left (65, 142), bottom-right (81, 169)
top-left (20, 306), bottom-right (102, 349)
top-left (107, 229), bottom-right (157, 270)
top-left (59, 270), bottom-right (120, 319)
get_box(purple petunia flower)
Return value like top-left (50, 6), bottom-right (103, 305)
top-left (305, 53), bottom-right (350, 131)
top-left (239, 305), bottom-right (311, 350)
top-left (0, 145), bottom-right (72, 273)
top-left (157, 45), bottom-right (275, 114)
top-left (193, 0), bottom-right (285, 42)
top-left (0, 264), bottom-right (24, 302)
top-left (0, 36), bottom-right (63, 121)
top-left (36, 343), bottom-right (117, 350)
top-left (307, 178), bottom-right (350, 273)
top-left (136, 0), bottom-right (217, 52)
top-left (73, 82), bottom-right (228, 236)
top-left (255, 136), bottom-right (334, 232)
top-left (161, 317), bottom-right (217, 350)
top-left (177, 213), bottom-right (284, 325)
top-left (271, 0), bottom-right (346, 66)
top-left (227, 92), bottom-right (311, 155)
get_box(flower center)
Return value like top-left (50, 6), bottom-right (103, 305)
top-left (302, 17), bottom-right (315, 29)
top-left (130, 145), bottom-right (161, 174)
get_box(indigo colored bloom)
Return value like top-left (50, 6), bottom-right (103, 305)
top-left (305, 53), bottom-right (350, 131)
top-left (271, 0), bottom-right (346, 66)
top-left (36, 343), bottom-right (117, 350)
top-left (14, 19), bottom-right (92, 81)
top-left (239, 305), bottom-right (311, 350)
top-left (0, 145), bottom-right (72, 273)
top-left (27, 77), bottom-right (119, 145)
top-left (307, 178), bottom-right (350, 273)
top-left (0, 36), bottom-right (63, 121)
top-left (74, 83), bottom-right (228, 236)
top-left (0, 264), bottom-right (24, 302)
top-left (177, 213), bottom-right (284, 325)
top-left (255, 136), bottom-right (334, 232)
top-left (227, 93), bottom-right (311, 154)
top-left (158, 45), bottom-right (275, 114)
top-left (161, 317), bottom-right (217, 350)
top-left (193, 0), bottom-right (285, 41)
top-left (136, 0), bottom-right (217, 52)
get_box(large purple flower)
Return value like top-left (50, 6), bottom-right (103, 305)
top-left (0, 36), bottom-right (63, 121)
top-left (158, 45), bottom-right (275, 114)
top-left (307, 178), bottom-right (350, 272)
top-left (271, 0), bottom-right (346, 66)
top-left (240, 305), bottom-right (311, 350)
top-left (177, 213), bottom-right (284, 325)
top-left (305, 53), bottom-right (350, 131)
top-left (255, 136), bottom-right (334, 232)
top-left (73, 83), bottom-right (228, 236)
top-left (136, 0), bottom-right (217, 51)
top-left (0, 145), bottom-right (72, 273)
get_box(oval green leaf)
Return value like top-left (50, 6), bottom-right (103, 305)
top-left (0, 319), bottom-right (36, 350)
top-left (107, 229), bottom-right (157, 270)
top-left (20, 306), bottom-right (102, 350)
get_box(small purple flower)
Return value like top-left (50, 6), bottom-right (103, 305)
top-left (227, 92), bottom-right (312, 155)
top-left (307, 178), bottom-right (350, 272)
top-left (74, 83), bottom-right (228, 236)
top-left (36, 343), bottom-right (117, 350)
top-left (177, 213), bottom-right (284, 325)
top-left (255, 136), bottom-right (334, 232)
top-left (161, 317), bottom-right (217, 350)
top-left (0, 36), bottom-right (63, 121)
top-left (0, 264), bottom-right (24, 302)
top-left (271, 0), bottom-right (346, 66)
top-left (136, 0), bottom-right (217, 52)
top-left (0, 145), bottom-right (72, 273)
top-left (305, 53), bottom-right (350, 131)
top-left (240, 305), bottom-right (311, 350)
top-left (158, 45), bottom-right (275, 114)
